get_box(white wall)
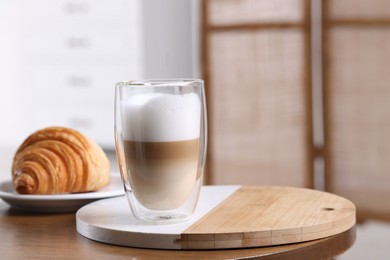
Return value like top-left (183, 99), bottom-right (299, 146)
top-left (0, 0), bottom-right (200, 181)
top-left (142, 0), bottom-right (199, 78)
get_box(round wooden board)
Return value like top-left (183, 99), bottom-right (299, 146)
top-left (76, 186), bottom-right (356, 250)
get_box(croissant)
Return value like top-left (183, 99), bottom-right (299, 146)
top-left (12, 126), bottom-right (110, 195)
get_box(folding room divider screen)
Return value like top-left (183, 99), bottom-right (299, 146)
top-left (203, 0), bottom-right (390, 221)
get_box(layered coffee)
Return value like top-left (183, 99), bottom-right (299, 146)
top-left (121, 92), bottom-right (201, 210)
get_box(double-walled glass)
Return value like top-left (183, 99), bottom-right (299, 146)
top-left (115, 79), bottom-right (207, 222)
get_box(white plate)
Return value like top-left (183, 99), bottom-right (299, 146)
top-left (0, 174), bottom-right (124, 212)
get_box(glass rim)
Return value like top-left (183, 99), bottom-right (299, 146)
top-left (115, 78), bottom-right (204, 88)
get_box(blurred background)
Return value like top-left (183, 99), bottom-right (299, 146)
top-left (1, 0), bottom-right (390, 258)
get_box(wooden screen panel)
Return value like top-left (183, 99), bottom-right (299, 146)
top-left (203, 0), bottom-right (312, 187)
top-left (323, 1), bottom-right (390, 220)
top-left (208, 0), bottom-right (304, 25)
top-left (208, 30), bottom-right (309, 186)
top-left (330, 0), bottom-right (390, 20)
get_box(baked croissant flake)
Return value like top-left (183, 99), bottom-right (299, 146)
top-left (12, 127), bottom-right (110, 194)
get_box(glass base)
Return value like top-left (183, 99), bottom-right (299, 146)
top-left (123, 179), bottom-right (203, 224)
top-left (137, 212), bottom-right (190, 223)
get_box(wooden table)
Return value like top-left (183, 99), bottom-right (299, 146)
top-left (0, 200), bottom-right (356, 259)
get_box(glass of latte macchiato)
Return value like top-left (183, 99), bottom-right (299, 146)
top-left (114, 79), bottom-right (207, 222)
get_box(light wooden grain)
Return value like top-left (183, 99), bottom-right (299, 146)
top-left (180, 186), bottom-right (355, 249)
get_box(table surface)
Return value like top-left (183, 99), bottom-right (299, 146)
top-left (0, 200), bottom-right (356, 260)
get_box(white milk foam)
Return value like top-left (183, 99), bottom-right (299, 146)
top-left (121, 92), bottom-right (201, 142)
